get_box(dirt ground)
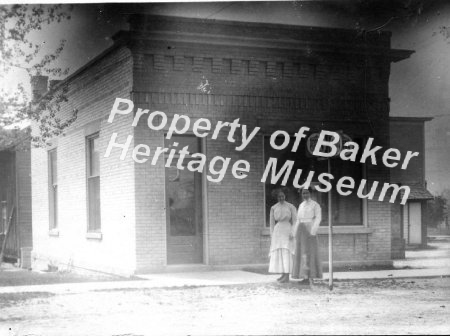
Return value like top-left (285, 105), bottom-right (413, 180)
top-left (0, 277), bottom-right (449, 336)
top-left (0, 266), bottom-right (131, 287)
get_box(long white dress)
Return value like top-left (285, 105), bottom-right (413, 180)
top-left (268, 201), bottom-right (297, 273)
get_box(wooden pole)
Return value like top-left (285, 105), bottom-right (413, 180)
top-left (328, 158), bottom-right (333, 290)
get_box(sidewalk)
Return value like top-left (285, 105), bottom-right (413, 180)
top-left (0, 266), bottom-right (449, 295)
top-left (1, 235), bottom-right (449, 295)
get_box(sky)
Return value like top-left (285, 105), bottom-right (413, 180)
top-left (5, 1), bottom-right (449, 112)
top-left (2, 0), bottom-right (449, 193)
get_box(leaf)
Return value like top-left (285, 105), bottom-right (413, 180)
top-left (1, 4), bottom-right (73, 145)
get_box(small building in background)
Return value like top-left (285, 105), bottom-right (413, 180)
top-left (0, 129), bottom-right (32, 266)
top-left (390, 117), bottom-right (434, 253)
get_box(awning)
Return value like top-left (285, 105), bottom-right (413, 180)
top-left (405, 183), bottom-right (434, 201)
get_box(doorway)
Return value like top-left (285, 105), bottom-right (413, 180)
top-left (165, 136), bottom-right (203, 264)
top-left (409, 202), bottom-right (422, 245)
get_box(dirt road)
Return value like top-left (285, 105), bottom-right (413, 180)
top-left (1, 277), bottom-right (449, 335)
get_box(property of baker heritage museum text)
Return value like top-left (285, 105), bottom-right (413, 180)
top-left (105, 97), bottom-right (416, 205)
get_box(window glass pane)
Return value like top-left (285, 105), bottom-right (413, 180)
top-left (48, 149), bottom-right (58, 229)
top-left (88, 176), bottom-right (101, 231)
top-left (50, 186), bottom-right (58, 229)
top-left (167, 166), bottom-right (197, 236)
top-left (164, 135), bottom-right (200, 155)
top-left (263, 135), bottom-right (363, 227)
top-left (89, 137), bottom-right (100, 177)
top-left (50, 150), bottom-right (57, 184)
top-left (317, 159), bottom-right (363, 226)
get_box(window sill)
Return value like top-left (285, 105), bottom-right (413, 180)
top-left (261, 228), bottom-right (271, 236)
top-left (261, 227), bottom-right (372, 236)
top-left (317, 227), bottom-right (373, 235)
top-left (49, 229), bottom-right (59, 237)
top-left (86, 232), bottom-right (102, 240)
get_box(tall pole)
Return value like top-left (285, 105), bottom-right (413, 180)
top-left (328, 158), bottom-right (333, 290)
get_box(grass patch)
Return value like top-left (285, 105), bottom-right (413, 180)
top-left (0, 267), bottom-right (138, 287)
top-left (0, 291), bottom-right (55, 309)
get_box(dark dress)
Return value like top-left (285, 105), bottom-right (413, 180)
top-left (291, 222), bottom-right (323, 279)
top-left (291, 200), bottom-right (323, 279)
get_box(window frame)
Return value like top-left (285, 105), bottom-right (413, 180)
top-left (48, 148), bottom-right (58, 232)
top-left (86, 133), bottom-right (101, 234)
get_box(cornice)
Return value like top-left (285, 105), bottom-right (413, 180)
top-left (119, 14), bottom-right (414, 63)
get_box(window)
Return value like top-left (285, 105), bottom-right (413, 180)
top-left (48, 149), bottom-right (58, 230)
top-left (263, 135), bottom-right (365, 228)
top-left (87, 134), bottom-right (101, 231)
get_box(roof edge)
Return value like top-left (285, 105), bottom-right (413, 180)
top-left (128, 14), bottom-right (392, 37)
top-left (39, 37), bottom-right (128, 101)
top-left (389, 49), bottom-right (415, 63)
top-left (390, 116), bottom-right (434, 122)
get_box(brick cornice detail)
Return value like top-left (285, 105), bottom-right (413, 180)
top-left (134, 53), bottom-right (389, 82)
top-left (131, 91), bottom-right (388, 118)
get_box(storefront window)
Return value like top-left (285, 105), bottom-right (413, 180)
top-left (264, 135), bottom-right (364, 227)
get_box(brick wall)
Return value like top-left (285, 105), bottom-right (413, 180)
top-left (391, 202), bottom-right (405, 259)
top-left (31, 46), bottom-right (136, 275)
top-left (133, 122), bottom-right (167, 270)
top-left (16, 146), bottom-right (33, 249)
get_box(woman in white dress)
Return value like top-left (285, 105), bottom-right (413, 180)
top-left (268, 189), bottom-right (297, 283)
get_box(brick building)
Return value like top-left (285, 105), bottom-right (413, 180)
top-left (31, 15), bottom-right (418, 275)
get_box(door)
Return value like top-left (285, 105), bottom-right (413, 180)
top-left (165, 136), bottom-right (203, 264)
top-left (409, 202), bottom-right (422, 245)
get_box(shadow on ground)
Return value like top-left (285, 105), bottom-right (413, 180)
top-left (0, 263), bottom-right (138, 287)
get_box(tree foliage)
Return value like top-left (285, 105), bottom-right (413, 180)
top-left (0, 4), bottom-right (77, 149)
top-left (427, 193), bottom-right (448, 227)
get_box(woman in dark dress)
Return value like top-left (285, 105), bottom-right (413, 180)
top-left (291, 187), bottom-right (323, 285)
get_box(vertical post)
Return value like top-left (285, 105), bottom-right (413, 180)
top-left (328, 158), bottom-right (333, 290)
top-left (1, 201), bottom-right (6, 233)
top-left (0, 207), bottom-right (15, 266)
